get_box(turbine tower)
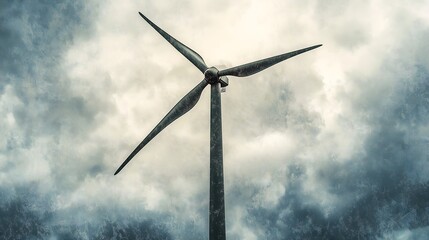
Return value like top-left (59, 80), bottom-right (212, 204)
top-left (114, 12), bottom-right (322, 240)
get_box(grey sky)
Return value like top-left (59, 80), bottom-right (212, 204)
top-left (1, 0), bottom-right (429, 239)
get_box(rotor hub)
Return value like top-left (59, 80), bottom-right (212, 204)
top-left (204, 67), bottom-right (219, 84)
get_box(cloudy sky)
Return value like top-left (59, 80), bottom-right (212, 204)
top-left (1, 0), bottom-right (429, 239)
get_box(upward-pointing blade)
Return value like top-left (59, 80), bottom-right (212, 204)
top-left (139, 12), bottom-right (208, 73)
top-left (218, 44), bottom-right (322, 77)
top-left (114, 79), bottom-right (209, 175)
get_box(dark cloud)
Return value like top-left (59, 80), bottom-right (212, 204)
top-left (0, 0), bottom-right (92, 143)
top-left (0, 195), bottom-right (48, 239)
top-left (0, 191), bottom-right (173, 240)
top-left (243, 51), bottom-right (429, 240)
top-left (0, 0), bottom-right (117, 189)
top-left (0, 1), bottom-right (87, 82)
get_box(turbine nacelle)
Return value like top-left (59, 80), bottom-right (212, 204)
top-left (204, 67), bottom-right (229, 90)
top-left (204, 67), bottom-right (219, 84)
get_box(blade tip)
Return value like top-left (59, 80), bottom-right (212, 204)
top-left (307, 44), bottom-right (322, 52)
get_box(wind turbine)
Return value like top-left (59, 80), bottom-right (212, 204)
top-left (114, 12), bottom-right (322, 240)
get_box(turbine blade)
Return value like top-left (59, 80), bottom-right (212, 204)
top-left (114, 79), bottom-right (209, 175)
top-left (139, 12), bottom-right (208, 73)
top-left (218, 44), bottom-right (322, 77)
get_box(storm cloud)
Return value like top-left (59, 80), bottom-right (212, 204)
top-left (1, 0), bottom-right (429, 239)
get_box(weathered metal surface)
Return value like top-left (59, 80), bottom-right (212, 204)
top-left (219, 76), bottom-right (229, 87)
top-left (139, 12), bottom-right (208, 73)
top-left (218, 44), bottom-right (322, 77)
top-left (114, 79), bottom-right (208, 175)
top-left (204, 67), bottom-right (219, 84)
top-left (210, 83), bottom-right (226, 240)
